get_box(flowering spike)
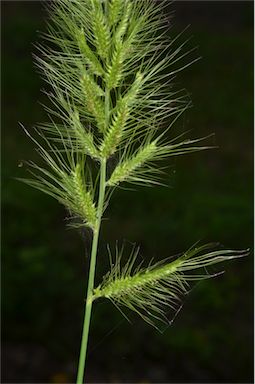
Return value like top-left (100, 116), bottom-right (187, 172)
top-left (93, 244), bottom-right (248, 327)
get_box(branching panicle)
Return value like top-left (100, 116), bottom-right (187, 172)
top-left (20, 1), bottom-right (247, 380)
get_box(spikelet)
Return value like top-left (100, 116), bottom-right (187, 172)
top-left (71, 111), bottom-right (100, 159)
top-left (106, 41), bottom-right (125, 89)
top-left (93, 244), bottom-right (248, 327)
top-left (79, 131), bottom-right (100, 160)
top-left (123, 71), bottom-right (143, 104)
top-left (115, 1), bottom-right (132, 42)
top-left (107, 142), bottom-right (157, 186)
top-left (80, 72), bottom-right (105, 132)
top-left (80, 71), bottom-right (104, 98)
top-left (19, 126), bottom-right (97, 230)
top-left (100, 72), bottom-right (143, 157)
top-left (92, 2), bottom-right (110, 59)
top-left (100, 101), bottom-right (129, 158)
top-left (77, 28), bottom-right (104, 77)
top-left (72, 163), bottom-right (97, 229)
top-left (108, 0), bottom-right (124, 26)
top-left (106, 2), bottom-right (133, 89)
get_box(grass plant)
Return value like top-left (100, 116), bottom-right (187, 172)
top-left (20, 0), bottom-right (248, 382)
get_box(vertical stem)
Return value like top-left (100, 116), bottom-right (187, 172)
top-left (76, 89), bottom-right (110, 383)
top-left (76, 158), bottom-right (106, 384)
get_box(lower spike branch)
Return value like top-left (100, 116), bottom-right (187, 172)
top-left (92, 244), bottom-right (248, 327)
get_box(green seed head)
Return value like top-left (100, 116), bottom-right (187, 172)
top-left (72, 163), bottom-right (97, 229)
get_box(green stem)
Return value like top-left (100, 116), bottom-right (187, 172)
top-left (76, 89), bottom-right (110, 384)
top-left (76, 158), bottom-right (106, 384)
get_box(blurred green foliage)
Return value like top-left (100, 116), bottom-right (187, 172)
top-left (2, 1), bottom-right (253, 383)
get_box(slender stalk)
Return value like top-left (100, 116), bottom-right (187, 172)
top-left (76, 158), bottom-right (106, 384)
top-left (76, 89), bottom-right (110, 384)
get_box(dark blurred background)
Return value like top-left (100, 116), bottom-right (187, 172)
top-left (1, 1), bottom-right (253, 383)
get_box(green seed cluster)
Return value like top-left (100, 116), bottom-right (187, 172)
top-left (80, 132), bottom-right (99, 160)
top-left (72, 163), bottom-right (97, 229)
top-left (108, 0), bottom-right (123, 27)
top-left (108, 142), bottom-right (157, 185)
top-left (72, 111), bottom-right (100, 159)
top-left (92, 244), bottom-right (247, 327)
top-left (80, 73), bottom-right (105, 133)
top-left (106, 2), bottom-right (132, 89)
top-left (115, 1), bottom-right (132, 42)
top-left (93, 5), bottom-right (111, 59)
top-left (101, 72), bottom-right (143, 157)
top-left (106, 42), bottom-right (125, 89)
top-left (77, 28), bottom-right (104, 76)
top-left (94, 258), bottom-right (178, 300)
top-left (100, 101), bottom-right (129, 157)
